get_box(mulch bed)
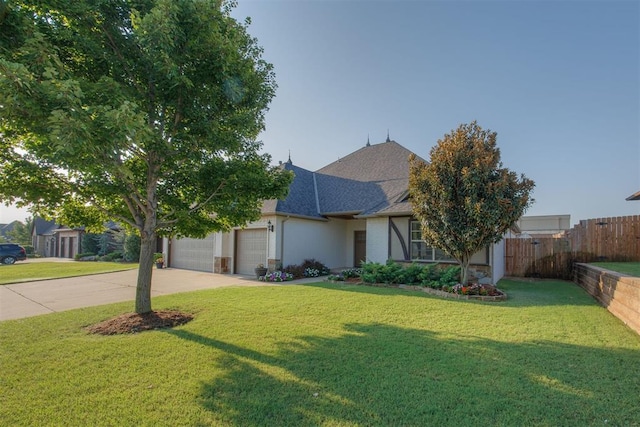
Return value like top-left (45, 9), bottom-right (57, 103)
top-left (86, 310), bottom-right (193, 335)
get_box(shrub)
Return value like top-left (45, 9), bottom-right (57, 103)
top-left (283, 264), bottom-right (305, 278)
top-left (418, 263), bottom-right (440, 287)
top-left (100, 250), bottom-right (123, 262)
top-left (399, 262), bottom-right (423, 285)
top-left (439, 266), bottom-right (461, 287)
top-left (82, 233), bottom-right (101, 255)
top-left (360, 261), bottom-right (464, 289)
top-left (301, 259), bottom-right (329, 275)
top-left (361, 260), bottom-right (404, 284)
top-left (361, 261), bottom-right (383, 284)
top-left (342, 268), bottom-right (362, 279)
top-left (304, 268), bottom-right (320, 277)
top-left (284, 259), bottom-right (329, 279)
top-left (123, 234), bottom-right (141, 262)
top-left (22, 245), bottom-right (35, 255)
top-left (74, 252), bottom-right (97, 261)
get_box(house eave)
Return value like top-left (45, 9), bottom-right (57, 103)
top-left (626, 190), bottom-right (640, 201)
top-left (272, 213), bottom-right (329, 222)
top-left (320, 211), bottom-right (363, 219)
top-left (355, 210), bottom-right (413, 219)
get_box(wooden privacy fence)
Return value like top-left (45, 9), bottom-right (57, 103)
top-left (505, 215), bottom-right (640, 279)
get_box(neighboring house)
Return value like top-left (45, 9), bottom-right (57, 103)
top-left (506, 214), bottom-right (571, 239)
top-left (31, 217), bottom-right (58, 257)
top-left (0, 220), bottom-right (22, 241)
top-left (31, 217), bottom-right (84, 258)
top-left (55, 225), bottom-right (84, 259)
top-left (166, 139), bottom-right (507, 283)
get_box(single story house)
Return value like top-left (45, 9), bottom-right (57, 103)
top-left (31, 217), bottom-right (84, 258)
top-left (166, 138), bottom-right (507, 282)
top-left (505, 214), bottom-right (571, 239)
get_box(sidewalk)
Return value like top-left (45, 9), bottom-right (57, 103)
top-left (0, 267), bottom-right (318, 321)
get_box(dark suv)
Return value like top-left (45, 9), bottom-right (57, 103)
top-left (0, 243), bottom-right (27, 265)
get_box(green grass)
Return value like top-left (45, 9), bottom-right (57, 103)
top-left (1, 279), bottom-right (639, 426)
top-left (591, 262), bottom-right (640, 277)
top-left (0, 262), bottom-right (138, 284)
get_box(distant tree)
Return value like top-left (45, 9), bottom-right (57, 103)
top-left (81, 233), bottom-right (101, 255)
top-left (0, 0), bottom-right (291, 313)
top-left (123, 233), bottom-right (141, 262)
top-left (7, 217), bottom-right (33, 245)
top-left (409, 121), bottom-right (535, 285)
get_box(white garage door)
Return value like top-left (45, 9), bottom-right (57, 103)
top-left (170, 234), bottom-right (215, 272)
top-left (236, 229), bottom-right (267, 275)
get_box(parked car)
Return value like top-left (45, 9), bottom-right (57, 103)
top-left (0, 243), bottom-right (27, 265)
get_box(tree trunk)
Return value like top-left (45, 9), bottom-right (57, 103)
top-left (460, 255), bottom-right (470, 285)
top-left (136, 231), bottom-right (156, 314)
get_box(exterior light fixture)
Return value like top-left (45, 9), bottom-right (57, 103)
top-left (267, 220), bottom-right (274, 232)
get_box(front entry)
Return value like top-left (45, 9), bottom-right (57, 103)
top-left (354, 231), bottom-right (366, 267)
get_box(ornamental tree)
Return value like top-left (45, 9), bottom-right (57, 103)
top-left (0, 0), bottom-right (292, 313)
top-left (409, 121), bottom-right (534, 285)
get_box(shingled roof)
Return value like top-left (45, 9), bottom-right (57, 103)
top-left (262, 140), bottom-right (424, 219)
top-left (32, 217), bottom-right (58, 236)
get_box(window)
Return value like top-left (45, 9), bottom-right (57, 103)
top-left (410, 221), bottom-right (455, 262)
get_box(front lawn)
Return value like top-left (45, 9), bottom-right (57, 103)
top-left (1, 279), bottom-right (639, 426)
top-left (591, 262), bottom-right (640, 277)
top-left (0, 261), bottom-right (138, 285)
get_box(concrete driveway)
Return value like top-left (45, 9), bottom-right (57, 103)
top-left (0, 264), bottom-right (311, 321)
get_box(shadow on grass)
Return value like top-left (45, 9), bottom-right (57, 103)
top-left (166, 323), bottom-right (640, 425)
top-left (297, 279), bottom-right (598, 308)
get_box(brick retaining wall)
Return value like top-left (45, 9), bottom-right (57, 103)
top-left (574, 263), bottom-right (640, 335)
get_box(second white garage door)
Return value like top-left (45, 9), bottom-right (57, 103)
top-left (170, 234), bottom-right (215, 272)
top-left (235, 228), bottom-right (267, 275)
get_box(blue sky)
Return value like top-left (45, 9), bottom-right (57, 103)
top-left (1, 0), bottom-right (638, 226)
top-left (229, 0), bottom-right (640, 226)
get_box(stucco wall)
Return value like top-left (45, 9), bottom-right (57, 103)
top-left (491, 240), bottom-right (505, 283)
top-left (366, 217), bottom-right (389, 264)
top-left (574, 263), bottom-right (640, 336)
top-left (282, 217), bottom-right (347, 268)
top-left (389, 217), bottom-right (410, 260)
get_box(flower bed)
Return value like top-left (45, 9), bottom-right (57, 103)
top-left (326, 279), bottom-right (507, 301)
top-left (261, 271), bottom-right (294, 282)
top-left (327, 261), bottom-right (506, 301)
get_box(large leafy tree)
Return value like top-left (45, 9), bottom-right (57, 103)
top-left (0, 0), bottom-right (292, 313)
top-left (409, 121), bottom-right (534, 285)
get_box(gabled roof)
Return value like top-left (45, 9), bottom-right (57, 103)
top-left (264, 140), bottom-right (425, 219)
top-left (32, 217), bottom-right (58, 236)
top-left (262, 162), bottom-right (323, 219)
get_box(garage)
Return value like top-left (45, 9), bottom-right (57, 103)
top-left (170, 234), bottom-right (215, 272)
top-left (235, 228), bottom-right (267, 275)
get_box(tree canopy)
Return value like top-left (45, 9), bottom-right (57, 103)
top-left (409, 121), bottom-right (534, 284)
top-left (0, 0), bottom-right (292, 312)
